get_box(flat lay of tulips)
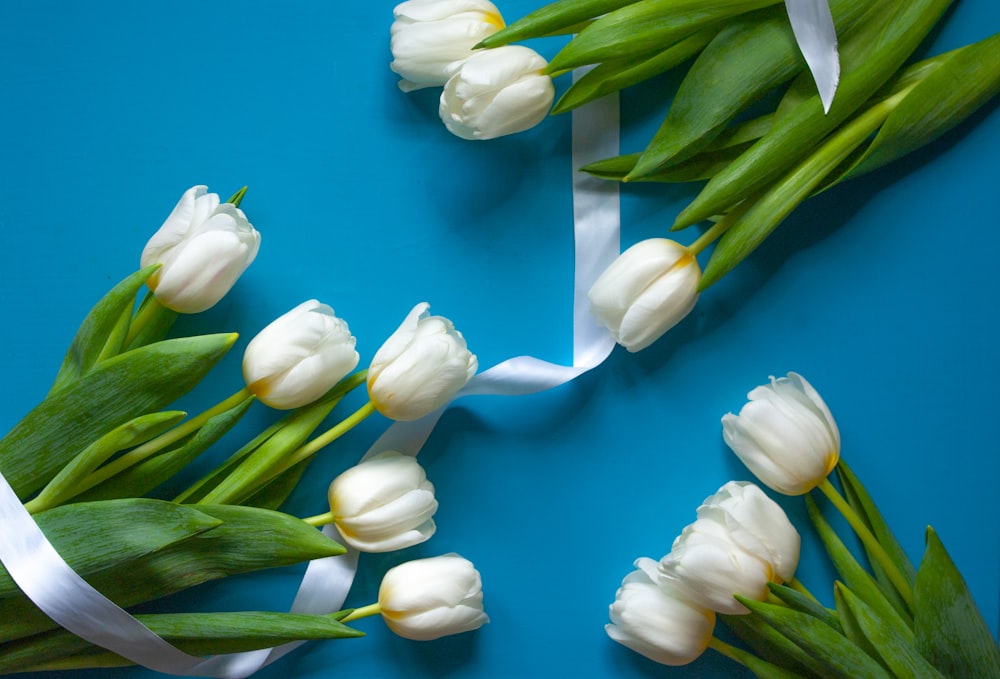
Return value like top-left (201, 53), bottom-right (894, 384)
top-left (1, 0), bottom-right (998, 677)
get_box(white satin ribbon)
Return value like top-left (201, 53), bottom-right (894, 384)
top-left (784, 0), bottom-right (840, 113)
top-left (0, 77), bottom-right (622, 676)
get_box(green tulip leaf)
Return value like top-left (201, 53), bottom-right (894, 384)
top-left (123, 291), bottom-right (179, 351)
top-left (837, 583), bottom-right (947, 679)
top-left (674, 0), bottom-right (954, 229)
top-left (767, 582), bottom-right (842, 634)
top-left (840, 30), bottom-right (1000, 182)
top-left (805, 495), bottom-right (914, 630)
top-left (913, 527), bottom-right (1000, 678)
top-left (545, 0), bottom-right (779, 73)
top-left (0, 333), bottom-right (237, 499)
top-left (720, 612), bottom-right (825, 677)
top-left (478, 0), bottom-right (641, 47)
top-left (737, 597), bottom-right (895, 679)
top-left (833, 583), bottom-right (887, 667)
top-left (242, 456), bottom-right (312, 510)
top-left (48, 266), bottom-right (158, 394)
top-left (552, 29), bottom-right (715, 114)
top-left (2, 610), bottom-right (362, 673)
top-left (72, 396), bottom-right (255, 503)
top-left (1, 502), bottom-right (345, 644)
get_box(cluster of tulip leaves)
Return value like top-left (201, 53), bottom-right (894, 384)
top-left (481, 0), bottom-right (1000, 288)
top-left (721, 461), bottom-right (1000, 679)
top-left (0, 266), bottom-right (368, 672)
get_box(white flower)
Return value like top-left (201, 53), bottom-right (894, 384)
top-left (378, 553), bottom-right (489, 640)
top-left (588, 238), bottom-right (701, 352)
top-left (439, 45), bottom-right (554, 140)
top-left (140, 185), bottom-right (260, 313)
top-left (658, 482), bottom-right (800, 615)
top-left (367, 302), bottom-right (477, 421)
top-left (722, 372), bottom-right (840, 495)
top-left (606, 557), bottom-right (715, 666)
top-left (390, 0), bottom-right (505, 92)
top-left (242, 300), bottom-right (359, 410)
top-left (327, 450), bottom-right (438, 552)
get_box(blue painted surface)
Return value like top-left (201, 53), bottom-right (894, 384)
top-left (0, 1), bottom-right (997, 677)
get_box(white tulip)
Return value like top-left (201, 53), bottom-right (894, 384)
top-left (390, 0), bottom-right (505, 92)
top-left (367, 302), bottom-right (477, 421)
top-left (658, 482), bottom-right (800, 615)
top-left (588, 238), bottom-right (701, 352)
top-left (722, 372), bottom-right (841, 495)
top-left (327, 450), bottom-right (438, 553)
top-left (439, 45), bottom-right (554, 140)
top-left (242, 300), bottom-right (359, 410)
top-left (606, 557), bottom-right (715, 666)
top-left (140, 185), bottom-right (260, 313)
top-left (378, 553), bottom-right (489, 640)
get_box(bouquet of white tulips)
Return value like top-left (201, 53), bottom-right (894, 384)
top-left (607, 373), bottom-right (1000, 678)
top-left (0, 185), bottom-right (488, 674)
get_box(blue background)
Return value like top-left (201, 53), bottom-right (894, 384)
top-left (1, 1), bottom-right (998, 678)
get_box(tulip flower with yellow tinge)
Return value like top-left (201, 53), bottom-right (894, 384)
top-left (390, 0), bottom-right (505, 92)
top-left (242, 300), bottom-right (360, 410)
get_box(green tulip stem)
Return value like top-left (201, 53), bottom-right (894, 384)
top-left (340, 603), bottom-right (382, 624)
top-left (303, 510), bottom-right (335, 527)
top-left (123, 294), bottom-right (167, 347)
top-left (687, 213), bottom-right (736, 256)
top-left (72, 387), bottom-right (254, 498)
top-left (787, 577), bottom-right (820, 604)
top-left (816, 478), bottom-right (914, 607)
top-left (707, 636), bottom-right (753, 668)
top-left (261, 400), bottom-right (378, 485)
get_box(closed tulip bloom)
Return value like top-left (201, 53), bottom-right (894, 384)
top-left (378, 554), bottom-right (489, 640)
top-left (327, 450), bottom-right (438, 552)
top-left (658, 482), bottom-right (800, 615)
top-left (587, 238), bottom-right (701, 352)
top-left (390, 0), bottom-right (505, 92)
top-left (368, 303), bottom-right (477, 421)
top-left (606, 557), bottom-right (715, 666)
top-left (439, 45), bottom-right (554, 140)
top-left (242, 300), bottom-right (359, 410)
top-left (141, 185), bottom-right (260, 313)
top-left (722, 372), bottom-right (840, 495)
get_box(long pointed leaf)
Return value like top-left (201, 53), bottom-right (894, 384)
top-left (478, 0), bottom-right (642, 47)
top-left (914, 527), bottom-right (1000, 678)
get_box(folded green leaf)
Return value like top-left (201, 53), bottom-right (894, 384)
top-left (805, 495), bottom-right (914, 630)
top-left (736, 596), bottom-right (895, 679)
top-left (123, 291), bottom-right (178, 351)
top-left (833, 583), bottom-right (888, 669)
top-left (72, 396), bottom-right (255, 503)
top-left (914, 527), bottom-right (1000, 679)
top-left (0, 610), bottom-right (362, 674)
top-left (545, 0), bottom-right (780, 73)
top-left (552, 29), bottom-right (716, 114)
top-left (837, 583), bottom-right (947, 678)
top-left (478, 0), bottom-right (642, 47)
top-left (23, 410), bottom-right (187, 512)
top-left (48, 266), bottom-right (158, 395)
top-left (0, 333), bottom-right (237, 499)
top-left (674, 0), bottom-right (954, 228)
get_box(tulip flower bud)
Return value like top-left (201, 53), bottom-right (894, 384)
top-left (390, 0), bottom-right (505, 92)
top-left (658, 482), bottom-right (800, 615)
top-left (327, 450), bottom-right (438, 552)
top-left (439, 45), bottom-right (554, 140)
top-left (140, 185), bottom-right (261, 313)
top-left (367, 302), bottom-right (477, 421)
top-left (378, 553), bottom-right (489, 641)
top-left (588, 238), bottom-right (701, 352)
top-left (242, 300), bottom-right (359, 410)
top-left (606, 557), bottom-right (715, 666)
top-left (721, 372), bottom-right (840, 495)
